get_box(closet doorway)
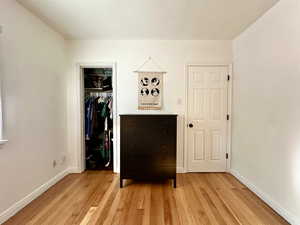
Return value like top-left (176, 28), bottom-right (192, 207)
top-left (79, 63), bottom-right (117, 173)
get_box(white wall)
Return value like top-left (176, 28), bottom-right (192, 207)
top-left (232, 0), bottom-right (300, 224)
top-left (0, 0), bottom-right (68, 222)
top-left (67, 40), bottom-right (232, 172)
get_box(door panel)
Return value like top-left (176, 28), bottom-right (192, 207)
top-left (187, 66), bottom-right (228, 172)
top-left (211, 130), bottom-right (221, 160)
top-left (193, 130), bottom-right (205, 160)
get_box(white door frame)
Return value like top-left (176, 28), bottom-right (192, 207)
top-left (76, 62), bottom-right (118, 173)
top-left (184, 63), bottom-right (233, 172)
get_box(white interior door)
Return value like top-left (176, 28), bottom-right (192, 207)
top-left (187, 65), bottom-right (229, 172)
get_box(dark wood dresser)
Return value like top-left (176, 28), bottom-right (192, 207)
top-left (120, 114), bottom-right (177, 188)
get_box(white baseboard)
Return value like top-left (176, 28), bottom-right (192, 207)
top-left (229, 169), bottom-right (299, 225)
top-left (0, 169), bottom-right (70, 225)
top-left (176, 167), bottom-right (185, 173)
top-left (69, 167), bottom-right (186, 174)
top-left (68, 167), bottom-right (83, 174)
top-left (68, 167), bottom-right (186, 174)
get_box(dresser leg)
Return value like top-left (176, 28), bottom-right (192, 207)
top-left (120, 178), bottom-right (123, 188)
top-left (173, 178), bottom-right (176, 188)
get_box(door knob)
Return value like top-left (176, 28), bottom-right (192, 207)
top-left (188, 123), bottom-right (194, 128)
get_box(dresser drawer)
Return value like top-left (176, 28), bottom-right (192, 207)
top-left (124, 145), bottom-right (176, 165)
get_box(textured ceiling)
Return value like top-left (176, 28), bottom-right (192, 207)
top-left (18, 0), bottom-right (279, 40)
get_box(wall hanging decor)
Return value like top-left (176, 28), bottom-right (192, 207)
top-left (134, 57), bottom-right (166, 110)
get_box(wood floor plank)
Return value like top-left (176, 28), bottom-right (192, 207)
top-left (211, 174), bottom-right (264, 225)
top-left (233, 188), bottom-right (285, 225)
top-left (237, 188), bottom-right (289, 225)
top-left (180, 174), bottom-right (212, 225)
top-left (3, 172), bottom-right (290, 225)
top-left (3, 174), bottom-right (79, 225)
top-left (69, 171), bottom-right (114, 225)
top-left (102, 189), bottom-right (122, 225)
top-left (222, 173), bottom-right (247, 189)
top-left (187, 174), bottom-right (227, 225)
top-left (80, 207), bottom-right (98, 225)
top-left (110, 182), bottom-right (131, 225)
top-left (162, 181), bottom-right (181, 225)
top-left (86, 174), bottom-right (119, 225)
top-left (150, 183), bottom-right (165, 225)
top-left (141, 185), bottom-right (151, 225)
top-left (123, 183), bottom-right (144, 225)
top-left (26, 174), bottom-right (88, 225)
top-left (49, 172), bottom-right (106, 225)
top-left (204, 173), bottom-right (260, 225)
top-left (115, 181), bottom-right (135, 225)
top-left (173, 174), bottom-right (198, 225)
top-left (195, 173), bottom-right (241, 225)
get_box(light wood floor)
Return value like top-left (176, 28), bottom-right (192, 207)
top-left (4, 171), bottom-right (289, 225)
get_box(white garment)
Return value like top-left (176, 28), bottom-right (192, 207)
top-left (104, 117), bottom-right (108, 131)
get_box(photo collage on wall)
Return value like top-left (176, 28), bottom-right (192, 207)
top-left (138, 72), bottom-right (163, 110)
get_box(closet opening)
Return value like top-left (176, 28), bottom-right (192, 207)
top-left (82, 67), bottom-right (114, 171)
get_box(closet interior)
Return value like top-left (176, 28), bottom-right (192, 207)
top-left (84, 68), bottom-right (113, 171)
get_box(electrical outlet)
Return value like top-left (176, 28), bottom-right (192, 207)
top-left (53, 160), bottom-right (57, 168)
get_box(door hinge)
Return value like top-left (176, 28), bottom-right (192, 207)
top-left (227, 75), bottom-right (230, 81)
top-left (226, 153), bottom-right (229, 159)
top-left (227, 114), bottom-right (230, 120)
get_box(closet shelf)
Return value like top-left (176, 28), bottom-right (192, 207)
top-left (85, 88), bottom-right (112, 93)
top-left (86, 74), bottom-right (112, 77)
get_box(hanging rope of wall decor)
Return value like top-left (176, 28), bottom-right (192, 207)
top-left (134, 57), bottom-right (167, 73)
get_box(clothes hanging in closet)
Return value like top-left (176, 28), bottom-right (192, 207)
top-left (85, 96), bottom-right (112, 140)
top-left (84, 96), bottom-right (113, 169)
